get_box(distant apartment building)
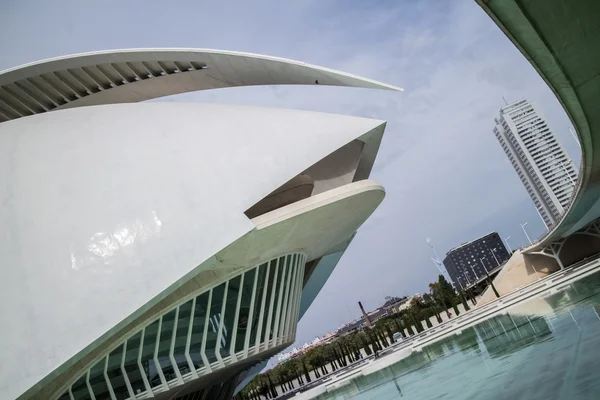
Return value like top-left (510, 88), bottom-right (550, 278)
top-left (443, 232), bottom-right (510, 289)
top-left (493, 99), bottom-right (578, 228)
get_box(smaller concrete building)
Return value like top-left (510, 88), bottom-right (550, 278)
top-left (382, 296), bottom-right (410, 314)
top-left (443, 232), bottom-right (510, 290)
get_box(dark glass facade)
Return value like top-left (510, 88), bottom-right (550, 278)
top-left (443, 232), bottom-right (510, 289)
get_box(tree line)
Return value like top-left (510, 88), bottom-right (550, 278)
top-left (235, 275), bottom-right (480, 400)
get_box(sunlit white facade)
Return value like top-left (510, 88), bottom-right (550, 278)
top-left (0, 49), bottom-right (399, 400)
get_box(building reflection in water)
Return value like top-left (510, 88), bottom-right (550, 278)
top-left (474, 314), bottom-right (553, 358)
top-left (314, 272), bottom-right (600, 400)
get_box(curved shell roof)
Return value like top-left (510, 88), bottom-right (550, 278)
top-left (0, 48), bottom-right (402, 123)
top-left (0, 102), bottom-right (386, 399)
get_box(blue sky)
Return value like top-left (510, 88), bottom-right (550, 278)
top-left (0, 0), bottom-right (581, 349)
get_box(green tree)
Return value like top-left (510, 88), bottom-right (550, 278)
top-left (422, 293), bottom-right (442, 323)
top-left (438, 274), bottom-right (457, 304)
top-left (430, 282), bottom-right (452, 319)
top-left (299, 356), bottom-right (311, 383)
top-left (459, 290), bottom-right (470, 311)
top-left (357, 331), bottom-right (373, 355)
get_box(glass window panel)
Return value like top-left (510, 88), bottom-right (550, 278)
top-left (263, 258), bottom-right (285, 342)
top-left (139, 320), bottom-right (162, 389)
top-left (278, 255), bottom-right (294, 337)
top-left (285, 255), bottom-right (296, 313)
top-left (173, 300), bottom-right (194, 376)
top-left (189, 291), bottom-right (210, 369)
top-left (260, 260), bottom-right (279, 343)
top-left (283, 255), bottom-right (298, 333)
top-left (269, 256), bottom-right (288, 341)
top-left (157, 310), bottom-right (177, 382)
top-left (89, 357), bottom-right (111, 400)
top-left (71, 375), bottom-right (91, 400)
top-left (57, 392), bottom-right (71, 400)
top-left (234, 268), bottom-right (257, 353)
top-left (289, 254), bottom-right (300, 312)
top-left (219, 275), bottom-right (242, 358)
top-left (123, 331), bottom-right (146, 397)
top-left (205, 283), bottom-right (226, 364)
top-left (106, 344), bottom-right (130, 400)
top-left (248, 263), bottom-right (268, 347)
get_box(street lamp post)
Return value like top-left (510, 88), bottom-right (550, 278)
top-left (504, 236), bottom-right (512, 253)
top-left (451, 268), bottom-right (465, 291)
top-left (521, 222), bottom-right (532, 244)
top-left (558, 160), bottom-right (576, 187)
top-left (491, 248), bottom-right (500, 268)
top-left (470, 263), bottom-right (479, 281)
top-left (461, 269), bottom-right (477, 306)
top-left (454, 277), bottom-right (471, 312)
top-left (479, 257), bottom-right (487, 274)
top-left (535, 206), bottom-right (549, 231)
top-left (460, 267), bottom-right (470, 285)
top-left (480, 257), bottom-right (500, 298)
top-left (461, 268), bottom-right (474, 289)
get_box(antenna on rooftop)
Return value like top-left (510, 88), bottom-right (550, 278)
top-left (502, 96), bottom-right (508, 105)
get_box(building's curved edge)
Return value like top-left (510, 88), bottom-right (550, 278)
top-left (0, 48), bottom-right (403, 91)
top-left (475, 0), bottom-right (597, 251)
top-left (1, 101), bottom-right (387, 400)
top-left (0, 48), bottom-right (402, 123)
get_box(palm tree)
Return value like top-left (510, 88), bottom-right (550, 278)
top-left (357, 331), bottom-right (373, 355)
top-left (304, 348), bottom-right (321, 378)
top-left (299, 356), bottom-right (312, 383)
top-left (265, 372), bottom-right (278, 398)
top-left (465, 287), bottom-right (477, 305)
top-left (430, 282), bottom-right (452, 320)
top-left (402, 315), bottom-right (415, 336)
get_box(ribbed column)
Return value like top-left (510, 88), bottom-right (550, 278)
top-left (56, 253), bottom-right (306, 400)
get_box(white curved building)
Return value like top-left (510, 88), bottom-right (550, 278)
top-left (0, 49), bottom-right (400, 400)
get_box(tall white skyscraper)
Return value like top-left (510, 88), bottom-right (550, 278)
top-left (493, 99), bottom-right (578, 228)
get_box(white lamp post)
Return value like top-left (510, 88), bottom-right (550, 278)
top-left (491, 248), bottom-right (500, 268)
top-left (521, 222), bottom-right (532, 244)
top-left (461, 268), bottom-right (471, 286)
top-left (479, 257), bottom-right (488, 276)
top-left (535, 206), bottom-right (549, 230)
top-left (470, 263), bottom-right (479, 281)
top-left (504, 236), bottom-right (512, 253)
top-left (558, 160), bottom-right (576, 187)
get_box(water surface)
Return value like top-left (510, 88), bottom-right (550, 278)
top-left (315, 271), bottom-right (600, 400)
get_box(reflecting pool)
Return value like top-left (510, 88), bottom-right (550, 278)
top-left (315, 271), bottom-right (600, 400)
